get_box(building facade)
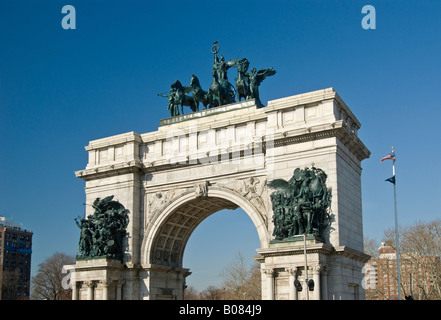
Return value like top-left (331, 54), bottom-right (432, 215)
top-left (66, 88), bottom-right (371, 300)
top-left (0, 217), bottom-right (33, 300)
top-left (366, 242), bottom-right (440, 300)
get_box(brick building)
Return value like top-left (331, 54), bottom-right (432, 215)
top-left (366, 242), bottom-right (440, 300)
top-left (0, 216), bottom-right (33, 300)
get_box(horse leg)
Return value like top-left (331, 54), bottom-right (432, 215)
top-left (193, 98), bottom-right (198, 112)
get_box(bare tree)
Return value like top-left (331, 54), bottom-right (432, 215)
top-left (184, 285), bottom-right (199, 300)
top-left (364, 236), bottom-right (380, 259)
top-left (220, 251), bottom-right (261, 300)
top-left (201, 285), bottom-right (225, 300)
top-left (31, 252), bottom-right (75, 300)
top-left (383, 219), bottom-right (441, 300)
top-left (242, 263), bottom-right (262, 299)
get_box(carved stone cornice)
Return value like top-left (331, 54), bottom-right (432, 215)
top-left (72, 257), bottom-right (125, 272)
top-left (267, 120), bottom-right (370, 162)
top-left (138, 120), bottom-right (369, 176)
top-left (141, 147), bottom-right (263, 174)
top-left (257, 243), bottom-right (369, 263)
top-left (75, 160), bottom-right (143, 181)
top-left (143, 263), bottom-right (192, 277)
top-left (257, 242), bottom-right (335, 258)
top-left (333, 246), bottom-right (371, 263)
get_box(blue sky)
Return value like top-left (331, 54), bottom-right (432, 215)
top-left (1, 1), bottom-right (441, 292)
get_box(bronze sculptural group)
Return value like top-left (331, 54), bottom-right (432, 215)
top-left (159, 41), bottom-right (276, 117)
top-left (75, 195), bottom-right (129, 260)
top-left (268, 167), bottom-right (332, 240)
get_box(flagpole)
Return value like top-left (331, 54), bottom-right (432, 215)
top-left (392, 148), bottom-right (402, 300)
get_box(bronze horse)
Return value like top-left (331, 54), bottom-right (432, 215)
top-left (208, 69), bottom-right (236, 107)
top-left (189, 74), bottom-right (211, 109)
top-left (170, 80), bottom-right (198, 114)
top-left (234, 58), bottom-right (250, 101)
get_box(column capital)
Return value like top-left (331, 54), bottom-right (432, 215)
top-left (114, 279), bottom-right (125, 287)
top-left (285, 267), bottom-right (298, 275)
top-left (322, 264), bottom-right (330, 275)
top-left (262, 268), bottom-right (274, 277)
top-left (312, 264), bottom-right (323, 274)
top-left (100, 279), bottom-right (113, 287)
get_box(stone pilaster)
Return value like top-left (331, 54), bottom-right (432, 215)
top-left (263, 268), bottom-right (274, 300)
top-left (285, 267), bottom-right (298, 300)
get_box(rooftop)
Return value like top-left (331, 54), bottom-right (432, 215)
top-left (0, 216), bottom-right (32, 232)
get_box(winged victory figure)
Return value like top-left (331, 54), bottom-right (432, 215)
top-left (246, 67), bottom-right (276, 107)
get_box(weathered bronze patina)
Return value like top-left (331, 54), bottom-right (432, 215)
top-left (158, 41), bottom-right (276, 115)
top-left (75, 195), bottom-right (129, 260)
top-left (268, 167), bottom-right (332, 240)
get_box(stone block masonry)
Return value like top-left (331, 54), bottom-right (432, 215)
top-left (67, 88), bottom-right (370, 300)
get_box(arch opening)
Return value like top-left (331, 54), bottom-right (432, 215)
top-left (150, 196), bottom-right (241, 268)
top-left (145, 187), bottom-right (270, 270)
top-left (183, 207), bottom-right (260, 293)
top-left (141, 187), bottom-right (269, 299)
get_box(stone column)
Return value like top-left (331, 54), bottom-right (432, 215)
top-left (312, 265), bottom-right (321, 300)
top-left (116, 280), bottom-right (124, 300)
top-left (85, 281), bottom-right (95, 300)
top-left (285, 267), bottom-right (298, 300)
top-left (101, 280), bottom-right (112, 300)
top-left (72, 281), bottom-right (79, 300)
top-left (263, 268), bottom-right (274, 300)
top-left (321, 265), bottom-right (329, 300)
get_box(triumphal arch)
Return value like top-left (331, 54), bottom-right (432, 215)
top-left (66, 43), bottom-right (370, 300)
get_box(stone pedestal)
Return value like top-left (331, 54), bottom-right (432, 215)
top-left (65, 258), bottom-right (126, 300)
top-left (256, 237), bottom-right (370, 300)
top-left (139, 264), bottom-right (191, 300)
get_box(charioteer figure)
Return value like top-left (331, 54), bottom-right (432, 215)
top-left (158, 41), bottom-right (276, 116)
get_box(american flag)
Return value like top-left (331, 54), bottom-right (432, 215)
top-left (380, 151), bottom-right (396, 162)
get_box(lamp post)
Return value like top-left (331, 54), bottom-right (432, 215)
top-left (303, 233), bottom-right (309, 300)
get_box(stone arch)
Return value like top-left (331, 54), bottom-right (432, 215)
top-left (141, 186), bottom-right (270, 268)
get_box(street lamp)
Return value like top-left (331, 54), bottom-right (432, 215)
top-left (293, 233), bottom-right (316, 300)
top-left (303, 233), bottom-right (309, 300)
